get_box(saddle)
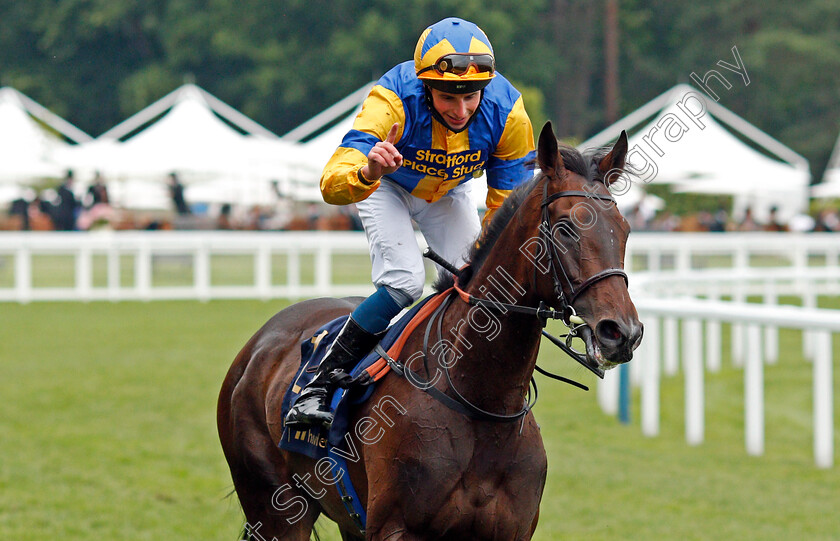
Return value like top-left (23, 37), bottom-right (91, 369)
top-left (277, 291), bottom-right (449, 533)
top-left (279, 290), bottom-right (449, 458)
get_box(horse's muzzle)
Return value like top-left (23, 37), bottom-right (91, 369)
top-left (593, 318), bottom-right (644, 366)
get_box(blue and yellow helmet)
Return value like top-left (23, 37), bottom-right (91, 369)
top-left (414, 18), bottom-right (495, 94)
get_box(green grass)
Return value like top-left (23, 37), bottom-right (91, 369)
top-left (1, 300), bottom-right (838, 540)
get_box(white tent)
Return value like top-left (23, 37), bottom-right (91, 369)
top-left (279, 83), bottom-right (375, 202)
top-left (114, 97), bottom-right (250, 178)
top-left (107, 179), bottom-right (170, 210)
top-left (58, 84), bottom-right (322, 208)
top-left (0, 87), bottom-right (92, 183)
top-left (811, 130), bottom-right (840, 198)
top-left (282, 82), bottom-right (374, 143)
top-left (301, 106), bottom-right (362, 170)
top-left (580, 84), bottom-right (810, 221)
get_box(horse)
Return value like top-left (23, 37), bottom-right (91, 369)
top-left (217, 121), bottom-right (643, 540)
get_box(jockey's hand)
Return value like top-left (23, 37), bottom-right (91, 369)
top-left (362, 123), bottom-right (403, 182)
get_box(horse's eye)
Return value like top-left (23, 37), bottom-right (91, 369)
top-left (552, 219), bottom-right (578, 242)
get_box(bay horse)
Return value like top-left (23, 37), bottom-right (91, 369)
top-left (217, 122), bottom-right (643, 540)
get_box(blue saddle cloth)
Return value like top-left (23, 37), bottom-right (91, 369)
top-left (278, 294), bottom-right (433, 459)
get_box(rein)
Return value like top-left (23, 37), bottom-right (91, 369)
top-left (387, 179), bottom-right (632, 424)
top-left (376, 293), bottom-right (539, 425)
top-left (422, 180), bottom-right (629, 385)
top-left (383, 179), bottom-right (632, 425)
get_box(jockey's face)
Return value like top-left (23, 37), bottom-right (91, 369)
top-left (429, 88), bottom-right (481, 130)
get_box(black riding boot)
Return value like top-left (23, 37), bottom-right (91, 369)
top-left (285, 317), bottom-right (382, 429)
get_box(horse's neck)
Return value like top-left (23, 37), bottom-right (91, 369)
top-left (441, 220), bottom-right (545, 413)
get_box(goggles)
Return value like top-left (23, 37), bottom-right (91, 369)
top-left (417, 53), bottom-right (495, 77)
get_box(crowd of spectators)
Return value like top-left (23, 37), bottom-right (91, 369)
top-left (4, 171), bottom-right (839, 234)
top-left (624, 203), bottom-right (840, 233)
top-left (3, 170), bottom-right (364, 232)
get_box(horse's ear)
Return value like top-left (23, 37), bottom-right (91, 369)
top-left (597, 130), bottom-right (629, 186)
top-left (537, 121), bottom-right (563, 175)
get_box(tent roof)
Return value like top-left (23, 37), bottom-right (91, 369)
top-left (301, 102), bottom-right (363, 171)
top-left (642, 110), bottom-right (810, 188)
top-left (287, 83), bottom-right (375, 187)
top-left (0, 87), bottom-right (92, 144)
top-left (281, 82), bottom-right (374, 142)
top-left (62, 90), bottom-right (255, 180)
top-left (99, 84), bottom-right (278, 141)
top-left (0, 88), bottom-right (90, 182)
top-left (60, 85), bottom-right (322, 197)
top-left (581, 84), bottom-right (808, 170)
top-left (579, 84), bottom-right (810, 218)
top-left (580, 84), bottom-right (809, 187)
top-left (811, 127), bottom-right (840, 198)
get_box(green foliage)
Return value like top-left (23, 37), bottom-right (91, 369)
top-left (514, 81), bottom-right (548, 133)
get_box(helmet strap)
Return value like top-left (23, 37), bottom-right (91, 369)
top-left (423, 85), bottom-right (483, 134)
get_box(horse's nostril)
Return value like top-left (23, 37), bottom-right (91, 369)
top-left (595, 319), bottom-right (624, 347)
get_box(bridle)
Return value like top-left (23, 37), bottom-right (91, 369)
top-left (444, 176), bottom-right (629, 329)
top-left (381, 174), bottom-right (630, 424)
top-left (537, 179), bottom-right (629, 321)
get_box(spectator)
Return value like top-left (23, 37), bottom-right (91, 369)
top-left (625, 203), bottom-right (649, 231)
top-left (651, 211), bottom-right (680, 232)
top-left (264, 179), bottom-right (294, 230)
top-left (84, 171), bottom-right (110, 208)
top-left (340, 204), bottom-right (364, 231)
top-left (26, 195), bottom-right (52, 230)
top-left (8, 190), bottom-right (31, 230)
top-left (52, 170), bottom-right (79, 231)
top-left (812, 209), bottom-right (840, 232)
top-left (737, 206), bottom-right (761, 232)
top-left (763, 205), bottom-right (788, 232)
top-left (167, 172), bottom-right (190, 215)
top-left (709, 206), bottom-right (729, 232)
top-left (218, 203), bottom-right (233, 230)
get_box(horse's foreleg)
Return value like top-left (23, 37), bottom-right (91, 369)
top-left (526, 508), bottom-right (540, 540)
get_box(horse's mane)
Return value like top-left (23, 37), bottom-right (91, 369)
top-left (433, 144), bottom-right (616, 292)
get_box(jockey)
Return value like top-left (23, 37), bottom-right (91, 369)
top-left (285, 17), bottom-right (536, 428)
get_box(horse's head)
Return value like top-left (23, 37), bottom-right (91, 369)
top-left (534, 121), bottom-right (642, 368)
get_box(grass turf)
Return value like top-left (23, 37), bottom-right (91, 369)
top-left (0, 299), bottom-right (837, 539)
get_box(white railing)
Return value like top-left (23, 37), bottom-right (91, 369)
top-left (597, 297), bottom-right (837, 469)
top-left (1, 231), bottom-right (838, 303)
top-left (625, 232), bottom-right (840, 273)
top-left (603, 233), bottom-right (838, 469)
top-left (0, 231), bottom-right (378, 303)
top-left (1, 230), bottom-right (837, 467)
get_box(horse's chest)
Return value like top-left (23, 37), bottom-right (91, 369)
top-left (394, 426), bottom-right (547, 539)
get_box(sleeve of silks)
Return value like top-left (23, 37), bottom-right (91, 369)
top-left (320, 85), bottom-right (406, 206)
top-left (482, 95), bottom-right (536, 228)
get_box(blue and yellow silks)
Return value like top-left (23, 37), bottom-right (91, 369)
top-left (320, 61), bottom-right (535, 226)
